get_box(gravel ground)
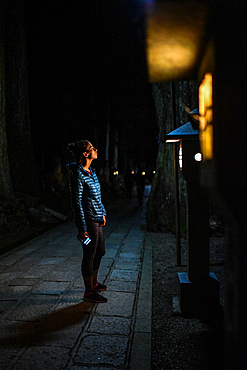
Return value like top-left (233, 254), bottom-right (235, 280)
top-left (150, 231), bottom-right (225, 370)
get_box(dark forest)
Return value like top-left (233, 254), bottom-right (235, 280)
top-left (24, 1), bottom-right (158, 173)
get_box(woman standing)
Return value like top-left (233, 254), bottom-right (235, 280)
top-left (67, 140), bottom-right (107, 303)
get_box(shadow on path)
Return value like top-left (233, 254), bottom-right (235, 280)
top-left (1, 300), bottom-right (93, 348)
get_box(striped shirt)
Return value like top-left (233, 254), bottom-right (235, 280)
top-left (67, 162), bottom-right (106, 234)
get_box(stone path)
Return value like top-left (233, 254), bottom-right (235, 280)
top-left (0, 187), bottom-right (152, 369)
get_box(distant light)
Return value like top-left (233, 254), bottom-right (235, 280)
top-left (113, 171), bottom-right (118, 176)
top-left (131, 171), bottom-right (135, 175)
top-left (142, 172), bottom-right (146, 176)
top-left (153, 170), bottom-right (156, 174)
top-left (194, 152), bottom-right (202, 162)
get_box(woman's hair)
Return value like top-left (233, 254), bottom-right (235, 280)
top-left (67, 140), bottom-right (89, 163)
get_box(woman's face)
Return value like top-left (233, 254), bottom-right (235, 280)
top-left (86, 142), bottom-right (98, 160)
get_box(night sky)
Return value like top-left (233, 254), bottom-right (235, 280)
top-left (24, 1), bottom-right (158, 172)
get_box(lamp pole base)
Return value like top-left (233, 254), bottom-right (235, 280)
top-left (177, 272), bottom-right (220, 316)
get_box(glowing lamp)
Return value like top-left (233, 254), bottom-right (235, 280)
top-left (194, 153), bottom-right (202, 162)
top-left (166, 119), bottom-right (201, 182)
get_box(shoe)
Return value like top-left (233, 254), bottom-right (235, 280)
top-left (94, 282), bottom-right (107, 292)
top-left (83, 290), bottom-right (107, 303)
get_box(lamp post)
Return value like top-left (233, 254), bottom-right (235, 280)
top-left (166, 111), bottom-right (220, 316)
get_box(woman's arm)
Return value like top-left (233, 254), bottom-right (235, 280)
top-left (69, 169), bottom-right (87, 235)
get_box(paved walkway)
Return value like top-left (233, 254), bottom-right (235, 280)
top-left (0, 187), bottom-right (152, 369)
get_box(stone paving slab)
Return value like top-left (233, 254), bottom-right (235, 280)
top-left (119, 252), bottom-right (141, 259)
top-left (74, 335), bottom-right (128, 368)
top-left (88, 316), bottom-right (131, 335)
top-left (110, 269), bottom-right (139, 282)
top-left (4, 262), bottom-right (41, 274)
top-left (0, 255), bottom-right (24, 267)
top-left (0, 320), bottom-right (39, 353)
top-left (32, 281), bottom-right (71, 295)
top-left (0, 285), bottom-right (33, 300)
top-left (5, 295), bottom-right (60, 321)
top-left (104, 242), bottom-right (121, 249)
top-left (21, 265), bottom-right (54, 279)
top-left (51, 262), bottom-right (80, 273)
top-left (45, 270), bottom-right (79, 282)
top-left (37, 257), bottom-right (66, 265)
top-left (107, 280), bottom-right (137, 293)
top-left (124, 237), bottom-right (144, 243)
top-left (12, 247), bottom-right (38, 255)
top-left (8, 278), bottom-right (40, 286)
top-left (72, 276), bottom-right (85, 288)
top-left (0, 353), bottom-right (16, 369)
top-left (114, 259), bottom-right (141, 270)
top-left (31, 323), bottom-right (84, 348)
top-left (104, 249), bottom-right (118, 258)
top-left (0, 272), bottom-right (18, 284)
top-left (97, 267), bottom-right (111, 281)
top-left (11, 346), bottom-right (71, 370)
top-left (56, 294), bottom-right (92, 311)
top-left (0, 300), bottom-right (18, 318)
top-left (120, 245), bottom-right (143, 254)
top-left (41, 249), bottom-right (75, 257)
top-left (95, 291), bottom-right (135, 318)
top-left (98, 258), bottom-right (114, 267)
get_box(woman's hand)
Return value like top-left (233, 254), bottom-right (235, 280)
top-left (101, 215), bottom-right (106, 227)
top-left (77, 232), bottom-right (90, 243)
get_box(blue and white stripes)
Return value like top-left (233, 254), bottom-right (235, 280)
top-left (67, 162), bottom-right (106, 234)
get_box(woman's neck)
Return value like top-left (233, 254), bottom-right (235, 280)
top-left (83, 159), bottom-right (93, 171)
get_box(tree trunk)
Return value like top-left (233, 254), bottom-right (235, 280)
top-left (5, 0), bottom-right (39, 196)
top-left (146, 83), bottom-right (175, 232)
top-left (0, 1), bottom-right (13, 201)
top-left (113, 127), bottom-right (118, 170)
top-left (104, 122), bottom-right (110, 183)
top-left (147, 81), bottom-right (197, 232)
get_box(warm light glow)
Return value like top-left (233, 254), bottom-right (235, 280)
top-left (145, 2), bottom-right (207, 81)
top-left (166, 139), bottom-right (181, 143)
top-left (179, 143), bottom-right (182, 170)
top-left (148, 41), bottom-right (195, 80)
top-left (142, 172), bottom-right (146, 176)
top-left (199, 73), bottom-right (213, 160)
top-left (113, 171), bottom-right (119, 176)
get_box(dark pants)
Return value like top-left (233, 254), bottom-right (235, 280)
top-left (81, 221), bottom-right (105, 277)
